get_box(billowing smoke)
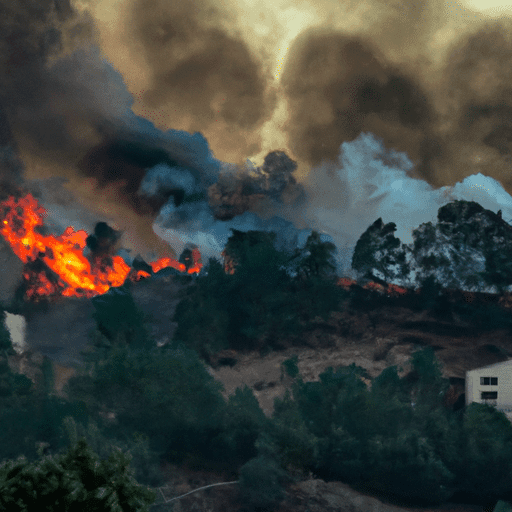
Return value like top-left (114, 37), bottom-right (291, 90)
top-left (3, 0), bottom-right (512, 281)
top-left (279, 29), bottom-right (433, 169)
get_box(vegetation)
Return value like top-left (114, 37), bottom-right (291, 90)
top-left (173, 229), bottom-right (343, 356)
top-left (3, 208), bottom-right (512, 509)
top-left (0, 437), bottom-right (156, 511)
top-left (237, 455), bottom-right (292, 512)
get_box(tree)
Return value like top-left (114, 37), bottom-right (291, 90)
top-left (264, 389), bottom-right (319, 474)
top-left (90, 284), bottom-right (152, 350)
top-left (453, 403), bottom-right (512, 502)
top-left (365, 429), bottom-right (454, 505)
top-left (237, 455), bottom-right (292, 512)
top-left (294, 231), bottom-right (337, 279)
top-left (210, 385), bottom-right (268, 465)
top-left (352, 218), bottom-right (408, 283)
top-left (0, 437), bottom-right (157, 511)
top-left (64, 343), bottom-right (226, 465)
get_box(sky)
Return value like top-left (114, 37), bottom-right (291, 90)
top-left (2, 0), bottom-right (512, 274)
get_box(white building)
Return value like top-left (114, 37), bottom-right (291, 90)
top-left (466, 360), bottom-right (512, 416)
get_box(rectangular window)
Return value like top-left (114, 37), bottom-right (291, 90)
top-left (481, 391), bottom-right (498, 400)
top-left (480, 377), bottom-right (499, 385)
top-left (491, 377), bottom-right (498, 385)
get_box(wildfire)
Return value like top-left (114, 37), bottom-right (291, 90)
top-left (0, 193), bottom-right (202, 300)
top-left (336, 277), bottom-right (409, 297)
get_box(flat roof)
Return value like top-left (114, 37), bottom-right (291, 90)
top-left (467, 359), bottom-right (512, 373)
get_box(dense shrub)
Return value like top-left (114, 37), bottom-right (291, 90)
top-left (173, 230), bottom-right (343, 356)
top-left (365, 429), bottom-right (454, 505)
top-left (452, 403), bottom-right (512, 502)
top-left (59, 416), bottom-right (165, 488)
top-left (237, 455), bottom-right (292, 512)
top-left (63, 343), bottom-right (226, 464)
top-left (0, 437), bottom-right (156, 511)
top-left (264, 389), bottom-right (319, 473)
top-left (90, 285), bottom-right (153, 350)
top-left (209, 385), bottom-right (268, 466)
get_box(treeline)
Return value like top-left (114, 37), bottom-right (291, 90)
top-left (173, 229), bottom-right (344, 360)
top-left (352, 199), bottom-right (512, 294)
top-left (1, 223), bottom-right (512, 509)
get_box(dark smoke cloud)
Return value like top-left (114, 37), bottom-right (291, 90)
top-left (0, 0), bottom-right (226, 258)
top-left (421, 22), bottom-right (512, 191)
top-left (85, 222), bottom-right (122, 255)
top-left (207, 151), bottom-right (304, 220)
top-left (279, 28), bottom-right (434, 169)
top-left (124, 0), bottom-right (276, 160)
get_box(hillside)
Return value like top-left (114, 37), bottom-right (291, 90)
top-left (4, 283), bottom-right (510, 512)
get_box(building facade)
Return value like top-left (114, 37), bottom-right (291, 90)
top-left (466, 360), bottom-right (512, 413)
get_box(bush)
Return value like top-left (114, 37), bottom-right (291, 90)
top-left (453, 403), bottom-right (512, 502)
top-left (0, 437), bottom-right (157, 511)
top-left (365, 429), bottom-right (454, 504)
top-left (173, 231), bottom-right (343, 356)
top-left (264, 389), bottom-right (319, 473)
top-left (209, 385), bottom-right (268, 466)
top-left (59, 416), bottom-right (165, 488)
top-left (91, 285), bottom-right (153, 350)
top-left (281, 356), bottom-right (299, 380)
top-left (64, 343), bottom-right (226, 465)
top-left (237, 455), bottom-right (291, 512)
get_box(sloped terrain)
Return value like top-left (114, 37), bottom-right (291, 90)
top-left (7, 286), bottom-right (512, 512)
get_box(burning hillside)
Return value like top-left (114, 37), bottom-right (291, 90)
top-left (0, 192), bottom-right (202, 302)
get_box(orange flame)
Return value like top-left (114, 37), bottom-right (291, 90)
top-left (337, 277), bottom-right (410, 297)
top-left (0, 193), bottom-right (202, 300)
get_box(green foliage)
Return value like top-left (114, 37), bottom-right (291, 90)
top-left (91, 285), bottom-right (152, 350)
top-left (173, 230), bottom-right (343, 355)
top-left (237, 455), bottom-right (291, 512)
top-left (407, 347), bottom-right (450, 418)
top-left (34, 395), bottom-right (90, 457)
top-left (0, 437), bottom-right (157, 511)
top-left (265, 389), bottom-right (319, 473)
top-left (210, 385), bottom-right (268, 465)
top-left (0, 310), bottom-right (13, 355)
top-left (293, 364), bottom-right (370, 440)
top-left (41, 356), bottom-right (55, 397)
top-left (0, 404), bottom-right (41, 464)
top-left (364, 365), bottom-right (414, 439)
top-left (453, 403), bottom-right (512, 500)
top-left (281, 355), bottom-right (299, 379)
top-left (417, 275), bottom-right (443, 310)
top-left (0, 358), bottom-right (33, 403)
top-left (290, 275), bottom-right (344, 323)
top-left (352, 218), bottom-right (407, 282)
top-left (294, 231), bottom-right (337, 279)
top-left (59, 417), bottom-right (165, 488)
top-left (64, 343), bottom-right (226, 464)
top-left (494, 501), bottom-right (512, 512)
top-left (365, 429), bottom-right (454, 504)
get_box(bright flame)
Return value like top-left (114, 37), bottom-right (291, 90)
top-left (337, 277), bottom-right (408, 297)
top-left (0, 193), bottom-right (202, 300)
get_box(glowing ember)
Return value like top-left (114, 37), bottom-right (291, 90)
top-left (337, 277), bottom-right (410, 297)
top-left (0, 193), bottom-right (202, 300)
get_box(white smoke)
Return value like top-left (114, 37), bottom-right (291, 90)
top-left (3, 312), bottom-right (27, 355)
top-left (294, 132), bottom-right (512, 275)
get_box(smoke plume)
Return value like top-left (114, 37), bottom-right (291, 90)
top-left (3, 0), bottom-right (512, 276)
